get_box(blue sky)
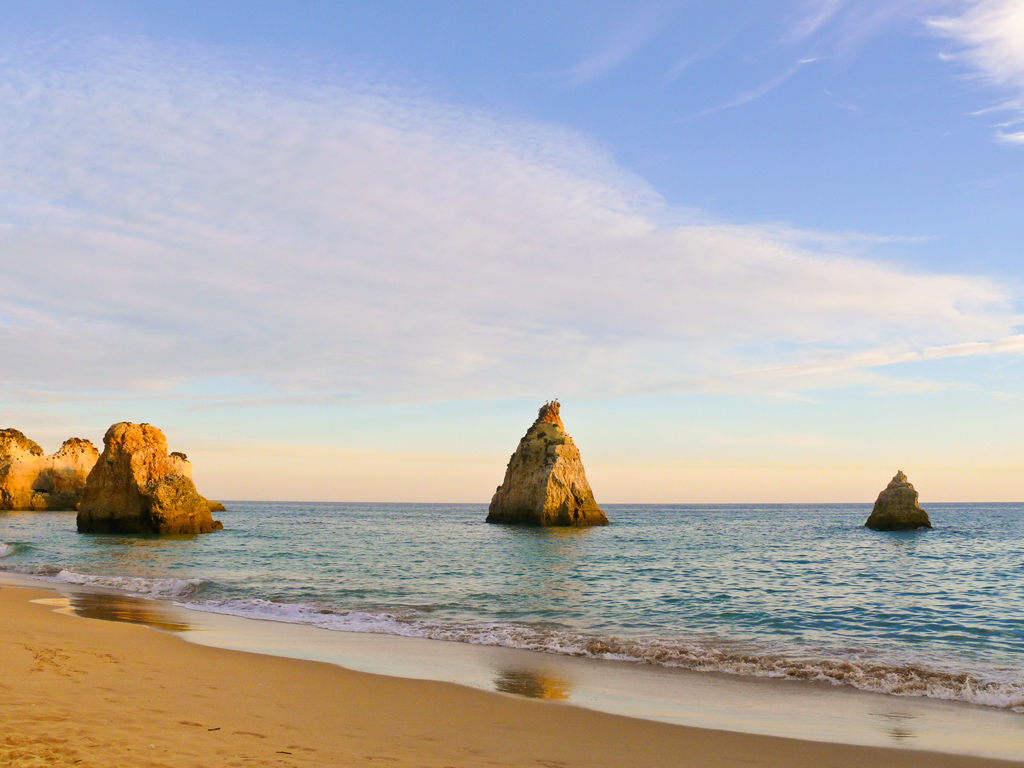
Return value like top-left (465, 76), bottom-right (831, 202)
top-left (1, 1), bottom-right (1023, 502)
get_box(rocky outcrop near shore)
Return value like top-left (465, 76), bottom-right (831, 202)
top-left (0, 428), bottom-right (44, 510)
top-left (865, 470), bottom-right (931, 531)
top-left (77, 423), bottom-right (224, 534)
top-left (0, 429), bottom-right (99, 511)
top-left (487, 401), bottom-right (608, 527)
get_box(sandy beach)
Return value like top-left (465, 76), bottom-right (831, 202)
top-left (1, 584), bottom-right (1018, 768)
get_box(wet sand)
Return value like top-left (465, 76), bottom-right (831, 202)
top-left (1, 583), bottom-right (1020, 767)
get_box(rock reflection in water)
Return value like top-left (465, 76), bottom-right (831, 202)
top-left (493, 668), bottom-right (572, 701)
top-left (91, 533), bottom-right (200, 566)
top-left (66, 591), bottom-right (194, 632)
top-left (503, 526), bottom-right (595, 615)
top-left (871, 711), bottom-right (918, 742)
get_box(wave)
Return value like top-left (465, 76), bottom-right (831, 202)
top-left (50, 569), bottom-right (207, 598)
top-left (188, 598), bottom-right (1024, 712)
top-left (0, 542), bottom-right (15, 558)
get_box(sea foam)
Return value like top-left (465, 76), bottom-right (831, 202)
top-left (52, 569), bottom-right (206, 598)
top-left (185, 597), bottom-right (1024, 712)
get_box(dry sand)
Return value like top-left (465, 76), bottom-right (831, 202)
top-left (0, 584), bottom-right (1017, 768)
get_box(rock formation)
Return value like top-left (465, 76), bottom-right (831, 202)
top-left (0, 429), bottom-right (99, 511)
top-left (487, 401), bottom-right (608, 527)
top-left (865, 470), bottom-right (931, 531)
top-left (77, 423), bottom-right (224, 534)
top-left (0, 428), bottom-right (44, 510)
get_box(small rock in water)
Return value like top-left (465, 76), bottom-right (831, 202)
top-left (865, 470), bottom-right (931, 531)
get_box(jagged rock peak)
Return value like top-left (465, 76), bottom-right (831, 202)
top-left (887, 470), bottom-right (909, 488)
top-left (0, 430), bottom-right (98, 510)
top-left (532, 400), bottom-right (565, 430)
top-left (487, 401), bottom-right (608, 527)
top-left (76, 422), bottom-right (224, 534)
top-left (54, 437), bottom-right (99, 456)
top-left (865, 470), bottom-right (932, 531)
top-left (0, 428), bottom-right (44, 457)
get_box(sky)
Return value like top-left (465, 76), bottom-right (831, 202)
top-left (1, 0), bottom-right (1023, 503)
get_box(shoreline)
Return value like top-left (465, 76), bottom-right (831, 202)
top-left (2, 579), bottom-right (1022, 767)
top-left (6, 567), bottom-right (1024, 754)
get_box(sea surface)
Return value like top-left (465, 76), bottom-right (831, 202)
top-left (1, 503), bottom-right (1022, 711)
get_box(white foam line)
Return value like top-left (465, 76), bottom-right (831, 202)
top-left (9, 564), bottom-right (1022, 713)
top-left (182, 597), bottom-right (1024, 712)
top-left (49, 568), bottom-right (206, 598)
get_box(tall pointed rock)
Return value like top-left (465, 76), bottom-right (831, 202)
top-left (487, 401), bottom-right (608, 527)
top-left (865, 470), bottom-right (931, 531)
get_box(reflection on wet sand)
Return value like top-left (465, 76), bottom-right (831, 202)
top-left (871, 711), bottom-right (918, 742)
top-left (33, 591), bottom-right (193, 632)
top-left (493, 668), bottom-right (572, 701)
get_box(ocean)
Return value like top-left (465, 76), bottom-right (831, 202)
top-left (1, 502), bottom-right (1022, 712)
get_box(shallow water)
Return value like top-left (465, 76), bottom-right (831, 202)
top-left (2, 502), bottom-right (1022, 710)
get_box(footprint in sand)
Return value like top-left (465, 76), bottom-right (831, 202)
top-left (0, 734), bottom-right (81, 767)
top-left (25, 646), bottom-right (74, 676)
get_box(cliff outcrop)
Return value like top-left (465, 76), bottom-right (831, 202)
top-left (865, 470), bottom-right (931, 531)
top-left (487, 401), bottom-right (608, 527)
top-left (77, 423), bottom-right (224, 534)
top-left (0, 429), bottom-right (99, 511)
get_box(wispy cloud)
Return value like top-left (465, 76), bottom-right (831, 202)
top-left (562, 3), bottom-right (674, 86)
top-left (664, 51), bottom-right (706, 81)
top-left (929, 0), bottom-right (1024, 144)
top-left (0, 37), bottom-right (1018, 407)
top-left (784, 0), bottom-right (928, 60)
top-left (663, 29), bottom-right (743, 83)
top-left (687, 60), bottom-right (809, 119)
top-left (741, 333), bottom-right (1024, 378)
top-left (729, 335), bottom-right (1024, 393)
top-left (784, 0), bottom-right (848, 43)
top-left (929, 0), bottom-right (1024, 87)
top-left (682, 0), bottom-right (920, 122)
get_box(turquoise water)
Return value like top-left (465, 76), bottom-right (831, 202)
top-left (1, 503), bottom-right (1022, 709)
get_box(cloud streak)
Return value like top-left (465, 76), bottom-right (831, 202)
top-left (733, 335), bottom-right (1024, 388)
top-left (688, 61), bottom-right (809, 119)
top-left (562, 3), bottom-right (674, 86)
top-left (0, 37), bottom-right (1019, 406)
top-left (929, 0), bottom-right (1024, 143)
top-left (685, 0), bottom-right (920, 121)
top-left (784, 0), bottom-right (848, 43)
